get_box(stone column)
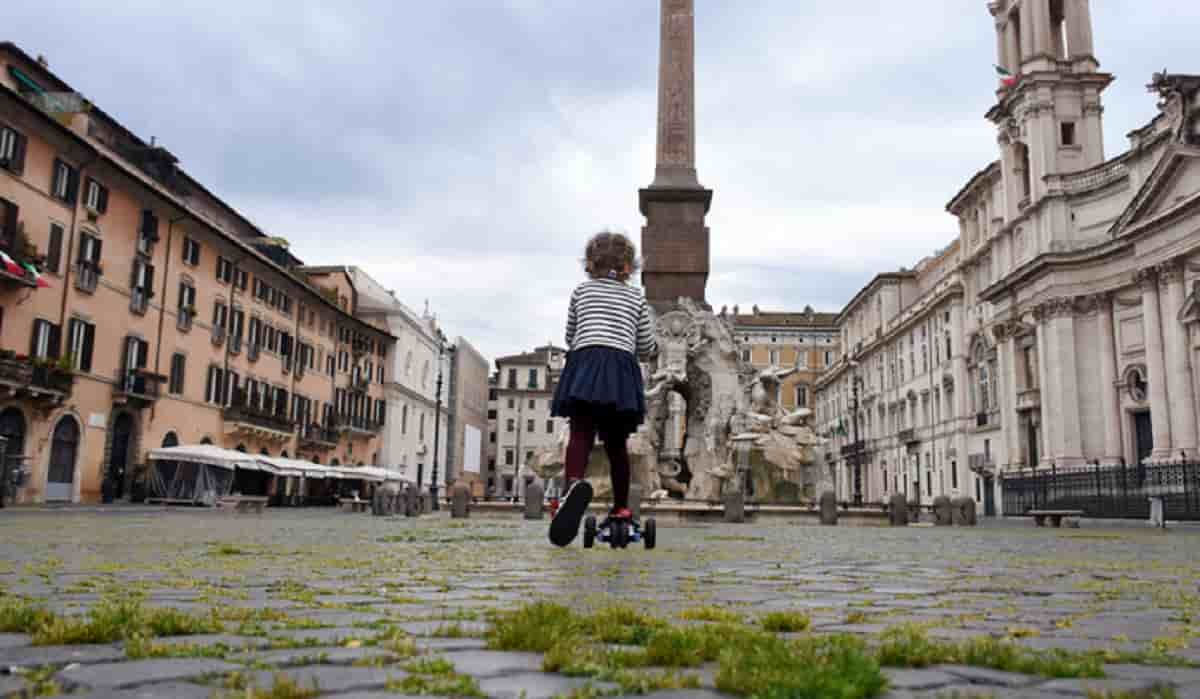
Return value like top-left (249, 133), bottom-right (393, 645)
top-left (1135, 267), bottom-right (1174, 460)
top-left (996, 20), bottom-right (1011, 75)
top-left (1029, 0), bottom-right (1052, 58)
top-left (1018, 0), bottom-right (1036, 66)
top-left (1095, 293), bottom-right (1123, 464)
top-left (1042, 299), bottom-right (1084, 464)
top-left (1066, 0), bottom-right (1094, 58)
top-left (1034, 310), bottom-right (1055, 465)
top-left (995, 322), bottom-right (1023, 469)
top-left (1160, 262), bottom-right (1198, 458)
top-left (1005, 21), bottom-right (1022, 72)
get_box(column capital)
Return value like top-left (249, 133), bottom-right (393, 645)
top-left (1155, 258), bottom-right (1186, 285)
top-left (1133, 266), bottom-right (1159, 290)
top-left (1033, 297), bottom-right (1077, 321)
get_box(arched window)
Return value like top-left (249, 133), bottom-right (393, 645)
top-left (331, 458), bottom-right (340, 466)
top-left (280, 451), bottom-right (289, 459)
top-left (236, 444), bottom-right (247, 453)
top-left (47, 417), bottom-right (81, 502)
top-left (161, 432), bottom-right (180, 448)
top-left (200, 436), bottom-right (214, 445)
top-left (260, 448), bottom-right (269, 456)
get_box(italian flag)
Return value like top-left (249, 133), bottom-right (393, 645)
top-left (22, 262), bottom-right (51, 288)
top-left (0, 251), bottom-right (23, 276)
top-left (996, 65), bottom-right (1019, 88)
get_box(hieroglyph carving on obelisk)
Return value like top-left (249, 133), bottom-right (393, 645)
top-left (653, 0), bottom-right (699, 188)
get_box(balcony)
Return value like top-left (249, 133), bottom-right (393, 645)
top-left (335, 413), bottom-right (383, 439)
top-left (897, 428), bottom-right (917, 445)
top-left (0, 239), bottom-right (38, 289)
top-left (74, 262), bottom-right (99, 294)
top-left (211, 325), bottom-right (226, 347)
top-left (223, 404), bottom-right (295, 443)
top-left (113, 368), bottom-right (163, 409)
top-left (129, 288), bottom-right (149, 315)
top-left (0, 353), bottom-right (74, 408)
top-left (228, 333), bottom-right (242, 355)
top-left (299, 423), bottom-right (339, 451)
top-left (176, 308), bottom-right (194, 333)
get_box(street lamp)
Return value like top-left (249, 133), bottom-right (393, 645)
top-left (848, 359), bottom-right (864, 507)
top-left (430, 332), bottom-right (450, 511)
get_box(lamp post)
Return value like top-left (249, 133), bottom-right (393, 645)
top-left (430, 332), bottom-right (447, 511)
top-left (848, 359), bottom-right (863, 507)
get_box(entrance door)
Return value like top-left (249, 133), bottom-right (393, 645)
top-left (983, 476), bottom-right (996, 516)
top-left (1134, 412), bottom-right (1153, 465)
top-left (0, 408), bottom-right (27, 502)
top-left (108, 413), bottom-right (134, 501)
top-left (47, 418), bottom-right (80, 502)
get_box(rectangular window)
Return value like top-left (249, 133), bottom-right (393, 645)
top-left (235, 267), bottom-right (248, 291)
top-left (205, 366), bottom-right (224, 404)
top-left (169, 353), bottom-right (186, 395)
top-left (77, 232), bottom-right (102, 265)
top-left (1061, 121), bottom-right (1076, 146)
top-left (30, 319), bottom-right (60, 359)
top-left (527, 419), bottom-right (535, 433)
top-left (45, 223), bottom-right (64, 274)
top-left (66, 318), bottom-right (94, 372)
top-left (507, 368), bottom-right (517, 389)
top-left (182, 237), bottom-right (200, 266)
top-left (83, 178), bottom-right (108, 214)
top-left (506, 419), bottom-right (514, 433)
top-left (0, 125), bottom-right (27, 174)
top-left (546, 420), bottom-right (554, 434)
top-left (505, 449), bottom-right (514, 466)
top-left (50, 159), bottom-right (78, 203)
top-left (216, 256), bottom-right (233, 284)
top-left (528, 399), bottom-right (535, 410)
top-left (527, 368), bottom-right (537, 389)
top-left (769, 349), bottom-right (780, 366)
top-left (212, 301), bottom-right (228, 330)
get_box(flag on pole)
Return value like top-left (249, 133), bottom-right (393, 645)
top-left (995, 65), bottom-right (1019, 88)
top-left (0, 251), bottom-right (23, 276)
top-left (21, 262), bottom-right (51, 288)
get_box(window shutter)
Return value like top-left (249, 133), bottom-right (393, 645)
top-left (65, 166), bottom-right (79, 204)
top-left (81, 323), bottom-right (94, 372)
top-left (11, 132), bottom-right (26, 175)
top-left (129, 259), bottom-right (140, 290)
top-left (46, 224), bottom-right (63, 274)
top-left (137, 339), bottom-right (149, 368)
top-left (48, 323), bottom-right (62, 359)
top-left (29, 320), bottom-right (42, 357)
top-left (51, 159), bottom-right (63, 198)
top-left (205, 366), bottom-right (214, 403)
top-left (144, 264), bottom-right (155, 294)
top-left (1, 200), bottom-right (16, 244)
top-left (92, 237), bottom-right (102, 265)
top-left (97, 184), bottom-right (108, 213)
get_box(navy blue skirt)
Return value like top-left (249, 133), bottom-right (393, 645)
top-left (551, 346), bottom-right (646, 436)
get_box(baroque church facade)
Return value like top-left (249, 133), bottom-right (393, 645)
top-left (816, 0), bottom-right (1200, 513)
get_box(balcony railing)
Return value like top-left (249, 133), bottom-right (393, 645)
top-left (74, 262), bottom-right (99, 294)
top-left (223, 405), bottom-right (296, 437)
top-left (0, 355), bottom-right (74, 403)
top-left (113, 368), bottom-right (163, 408)
top-left (129, 288), bottom-right (149, 315)
top-left (299, 423), bottom-right (339, 449)
top-left (335, 414), bottom-right (383, 437)
top-left (176, 308), bottom-right (194, 332)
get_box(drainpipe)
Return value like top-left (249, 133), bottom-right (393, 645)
top-left (56, 156), bottom-right (97, 335)
top-left (150, 213), bottom-right (189, 424)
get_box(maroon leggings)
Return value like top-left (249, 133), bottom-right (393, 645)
top-left (565, 414), bottom-right (631, 509)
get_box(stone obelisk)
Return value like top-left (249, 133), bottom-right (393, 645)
top-left (640, 0), bottom-right (713, 311)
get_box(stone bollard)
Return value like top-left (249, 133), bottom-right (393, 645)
top-left (951, 496), bottom-right (977, 526)
top-left (819, 491), bottom-right (838, 526)
top-left (888, 494), bottom-right (909, 527)
top-left (524, 481), bottom-right (545, 520)
top-left (932, 495), bottom-right (953, 526)
top-left (451, 484), bottom-right (470, 519)
top-left (404, 484), bottom-right (419, 517)
top-left (723, 490), bottom-right (745, 523)
top-left (629, 484), bottom-right (644, 520)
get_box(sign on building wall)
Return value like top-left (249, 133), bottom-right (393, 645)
top-left (463, 426), bottom-right (482, 474)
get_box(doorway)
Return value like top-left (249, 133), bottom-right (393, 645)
top-left (47, 417), bottom-right (80, 502)
top-left (108, 412), bottom-right (135, 502)
top-left (983, 475), bottom-right (996, 516)
top-left (1134, 412), bottom-right (1153, 465)
top-left (0, 408), bottom-right (27, 503)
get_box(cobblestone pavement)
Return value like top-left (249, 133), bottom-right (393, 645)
top-left (1, 510), bottom-right (1198, 698)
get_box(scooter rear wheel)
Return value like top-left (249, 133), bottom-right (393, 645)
top-left (583, 515), bottom-right (597, 549)
top-left (644, 518), bottom-right (656, 549)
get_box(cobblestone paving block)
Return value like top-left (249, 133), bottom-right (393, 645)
top-left (0, 675), bottom-right (30, 697)
top-left (58, 659), bottom-right (240, 690)
top-left (44, 681), bottom-right (217, 699)
top-left (324, 693), bottom-right (425, 699)
top-left (477, 672), bottom-right (617, 699)
top-left (0, 644), bottom-right (126, 667)
top-left (413, 637), bottom-right (489, 652)
top-left (244, 665), bottom-right (407, 694)
top-left (230, 645), bottom-right (399, 667)
top-left (268, 627), bottom-right (378, 644)
top-left (396, 620), bottom-right (489, 637)
top-left (618, 690), bottom-right (736, 699)
top-left (1032, 676), bottom-right (1166, 696)
top-left (1177, 682), bottom-right (1200, 699)
top-left (935, 664), bottom-right (1042, 688)
top-left (0, 633), bottom-right (30, 649)
top-left (435, 649), bottom-right (545, 677)
top-left (883, 667), bottom-right (964, 691)
top-left (142, 633), bottom-right (270, 650)
top-left (1102, 664), bottom-right (1200, 686)
top-left (294, 610), bottom-right (384, 627)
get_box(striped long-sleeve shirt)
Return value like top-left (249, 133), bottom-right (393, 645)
top-left (564, 279), bottom-right (657, 358)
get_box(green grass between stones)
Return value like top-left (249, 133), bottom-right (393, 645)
top-left (1, 595), bottom-right (221, 646)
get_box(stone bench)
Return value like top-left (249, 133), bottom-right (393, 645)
top-left (1029, 509), bottom-right (1082, 528)
top-left (340, 498), bottom-right (370, 513)
top-left (217, 495), bottom-right (268, 514)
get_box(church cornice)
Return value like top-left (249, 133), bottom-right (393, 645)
top-left (977, 236), bottom-right (1135, 305)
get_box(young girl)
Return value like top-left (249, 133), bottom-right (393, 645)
top-left (548, 232), bottom-right (657, 547)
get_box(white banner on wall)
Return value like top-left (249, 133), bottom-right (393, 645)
top-left (464, 425), bottom-right (482, 474)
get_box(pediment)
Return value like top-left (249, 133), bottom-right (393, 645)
top-left (1113, 145), bottom-right (1200, 236)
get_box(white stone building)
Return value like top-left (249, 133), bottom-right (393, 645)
top-left (492, 345), bottom-right (566, 500)
top-left (352, 270), bottom-right (450, 487)
top-left (817, 0), bottom-right (1200, 515)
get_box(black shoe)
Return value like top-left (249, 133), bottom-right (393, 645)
top-left (549, 480), bottom-right (593, 547)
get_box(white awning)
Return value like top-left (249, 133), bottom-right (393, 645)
top-left (148, 445), bottom-right (258, 472)
top-left (252, 456), bottom-right (306, 478)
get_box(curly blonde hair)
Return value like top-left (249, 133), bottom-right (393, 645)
top-left (582, 231), bottom-right (640, 282)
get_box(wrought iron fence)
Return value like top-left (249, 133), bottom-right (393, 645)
top-left (1001, 461), bottom-right (1200, 521)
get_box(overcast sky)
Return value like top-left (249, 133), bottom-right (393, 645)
top-left (6, 2), bottom-right (1198, 364)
